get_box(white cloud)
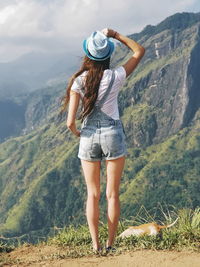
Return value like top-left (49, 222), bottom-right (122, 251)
top-left (0, 0), bottom-right (199, 62)
top-left (0, 5), bottom-right (16, 24)
top-left (0, 1), bottom-right (52, 37)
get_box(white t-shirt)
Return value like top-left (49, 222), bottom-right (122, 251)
top-left (71, 66), bottom-right (127, 120)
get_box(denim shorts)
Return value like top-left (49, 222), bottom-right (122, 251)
top-left (78, 119), bottom-right (127, 161)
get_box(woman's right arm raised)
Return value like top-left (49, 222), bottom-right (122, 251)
top-left (102, 28), bottom-right (145, 77)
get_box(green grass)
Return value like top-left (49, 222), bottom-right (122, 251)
top-left (0, 242), bottom-right (14, 253)
top-left (45, 207), bottom-right (200, 258)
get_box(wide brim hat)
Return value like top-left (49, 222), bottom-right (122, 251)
top-left (83, 31), bottom-right (115, 61)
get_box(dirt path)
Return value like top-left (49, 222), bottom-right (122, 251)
top-left (3, 244), bottom-right (200, 267)
top-left (54, 250), bottom-right (200, 267)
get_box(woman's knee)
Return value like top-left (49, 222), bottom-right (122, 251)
top-left (87, 191), bottom-right (101, 201)
top-left (106, 192), bottom-right (119, 201)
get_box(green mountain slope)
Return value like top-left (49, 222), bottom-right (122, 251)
top-left (120, 112), bottom-right (200, 216)
top-left (0, 120), bottom-right (85, 236)
top-left (0, 12), bottom-right (200, 239)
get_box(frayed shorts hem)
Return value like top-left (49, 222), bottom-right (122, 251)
top-left (78, 153), bottom-right (126, 162)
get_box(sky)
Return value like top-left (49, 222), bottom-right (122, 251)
top-left (0, 0), bottom-right (199, 63)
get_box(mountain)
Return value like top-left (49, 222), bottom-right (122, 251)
top-left (0, 50), bottom-right (78, 99)
top-left (0, 81), bottom-right (66, 142)
top-left (0, 12), bottom-right (200, 240)
top-left (0, 50), bottom-right (80, 142)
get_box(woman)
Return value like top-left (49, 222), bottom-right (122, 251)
top-left (60, 28), bottom-right (145, 253)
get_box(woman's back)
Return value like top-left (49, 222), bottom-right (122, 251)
top-left (71, 66), bottom-right (126, 120)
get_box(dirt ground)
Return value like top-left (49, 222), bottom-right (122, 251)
top-left (2, 244), bottom-right (200, 267)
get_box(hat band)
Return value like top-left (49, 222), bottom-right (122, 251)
top-left (87, 46), bottom-right (111, 60)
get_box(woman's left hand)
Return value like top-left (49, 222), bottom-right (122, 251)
top-left (66, 121), bottom-right (80, 137)
top-left (74, 130), bottom-right (81, 137)
top-left (101, 28), bottom-right (116, 38)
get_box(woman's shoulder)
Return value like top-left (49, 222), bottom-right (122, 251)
top-left (71, 71), bottom-right (87, 94)
top-left (104, 66), bottom-right (125, 75)
top-left (74, 71), bottom-right (87, 84)
top-left (77, 70), bottom-right (87, 79)
top-left (104, 66), bottom-right (126, 84)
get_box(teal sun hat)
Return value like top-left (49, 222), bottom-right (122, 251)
top-left (83, 30), bottom-right (115, 61)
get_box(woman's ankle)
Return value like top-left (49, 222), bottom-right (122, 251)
top-left (106, 239), bottom-right (113, 247)
top-left (93, 242), bottom-right (101, 250)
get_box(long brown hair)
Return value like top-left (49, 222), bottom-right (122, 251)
top-left (59, 55), bottom-right (110, 121)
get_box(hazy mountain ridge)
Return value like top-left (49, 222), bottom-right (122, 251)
top-left (0, 12), bottom-right (200, 240)
top-left (0, 51), bottom-right (78, 97)
top-left (0, 79), bottom-right (68, 142)
top-left (130, 12), bottom-right (200, 41)
top-left (0, 51), bottom-right (78, 141)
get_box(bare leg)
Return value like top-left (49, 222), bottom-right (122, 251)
top-left (106, 156), bottom-right (125, 247)
top-left (81, 159), bottom-right (101, 250)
